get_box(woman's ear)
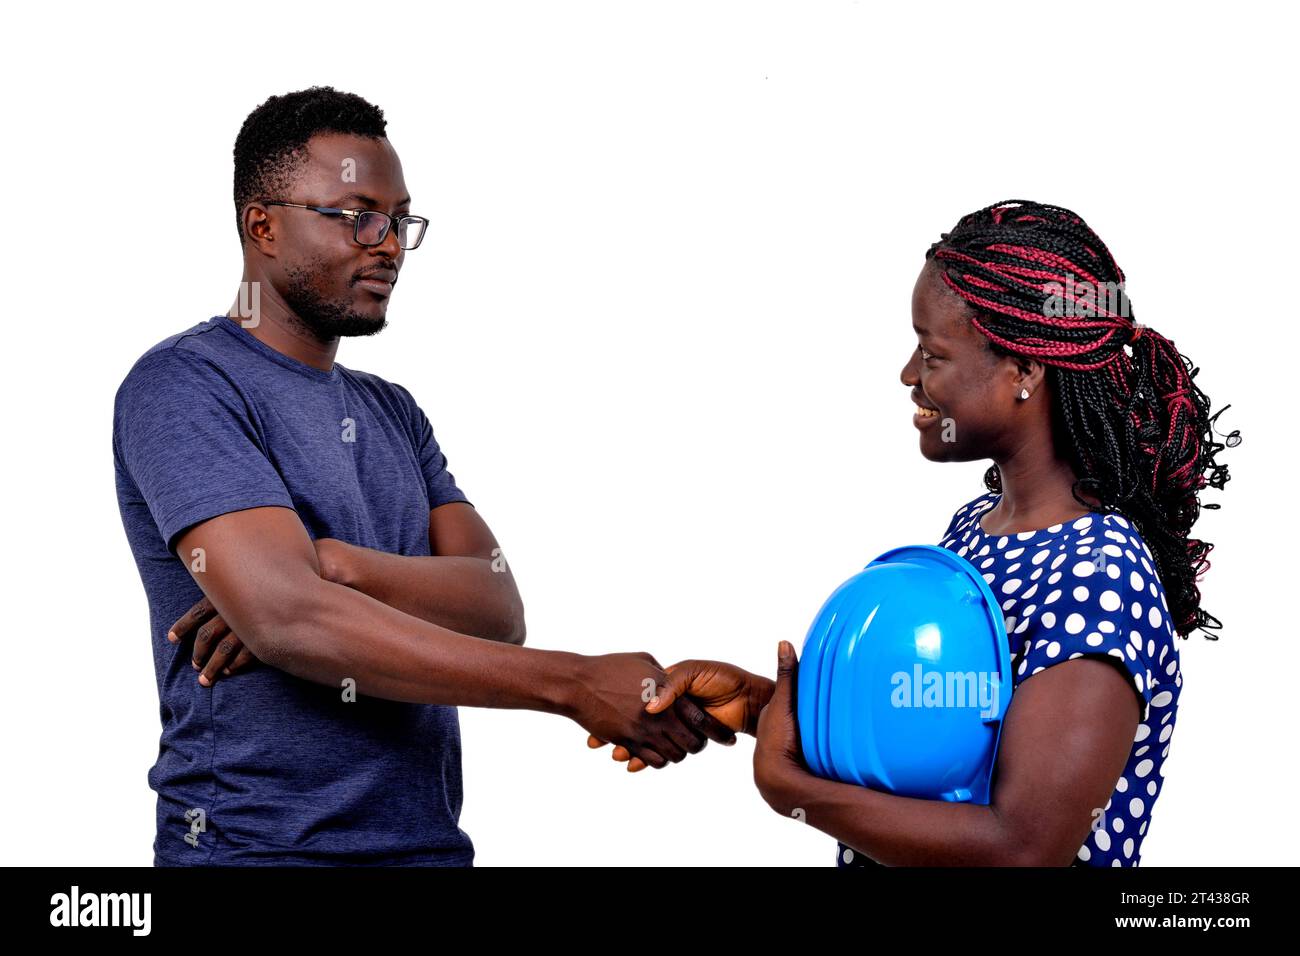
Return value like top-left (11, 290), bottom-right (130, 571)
top-left (1013, 355), bottom-right (1046, 397)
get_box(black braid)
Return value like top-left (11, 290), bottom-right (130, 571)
top-left (929, 200), bottom-right (1239, 640)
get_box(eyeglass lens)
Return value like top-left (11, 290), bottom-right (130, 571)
top-left (356, 211), bottom-right (426, 249)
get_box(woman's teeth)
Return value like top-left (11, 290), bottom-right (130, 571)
top-left (914, 404), bottom-right (939, 418)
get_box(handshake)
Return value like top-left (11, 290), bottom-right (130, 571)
top-left (574, 654), bottom-right (778, 772)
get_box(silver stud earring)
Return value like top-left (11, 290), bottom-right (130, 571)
top-left (1018, 388), bottom-right (1030, 400)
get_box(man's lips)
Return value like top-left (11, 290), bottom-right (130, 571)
top-left (356, 271), bottom-right (396, 296)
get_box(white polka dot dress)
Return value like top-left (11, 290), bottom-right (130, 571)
top-left (837, 491), bottom-right (1182, 868)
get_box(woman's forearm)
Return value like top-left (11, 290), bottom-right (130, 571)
top-left (769, 772), bottom-right (1023, 866)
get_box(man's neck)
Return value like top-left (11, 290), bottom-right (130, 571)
top-left (228, 281), bottom-right (338, 373)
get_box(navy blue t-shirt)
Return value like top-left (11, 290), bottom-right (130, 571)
top-left (113, 315), bottom-right (474, 866)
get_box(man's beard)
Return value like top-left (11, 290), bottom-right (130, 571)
top-left (282, 256), bottom-right (388, 340)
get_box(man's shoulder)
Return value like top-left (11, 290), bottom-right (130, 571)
top-left (117, 317), bottom-right (229, 390)
top-left (113, 319), bottom-right (250, 446)
top-left (338, 364), bottom-right (424, 421)
top-left (340, 362), bottom-right (408, 397)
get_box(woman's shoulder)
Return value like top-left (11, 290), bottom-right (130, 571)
top-left (939, 491), bottom-right (1000, 543)
top-left (939, 494), bottom-right (1159, 564)
top-left (1005, 507), bottom-right (1179, 721)
top-left (1083, 509), bottom-right (1162, 584)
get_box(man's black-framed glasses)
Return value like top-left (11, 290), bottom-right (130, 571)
top-left (262, 201), bottom-right (428, 250)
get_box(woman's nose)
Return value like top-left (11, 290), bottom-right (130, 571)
top-left (900, 350), bottom-right (919, 385)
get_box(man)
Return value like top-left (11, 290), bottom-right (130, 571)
top-left (113, 86), bottom-right (734, 866)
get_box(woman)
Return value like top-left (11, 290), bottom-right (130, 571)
top-left (590, 200), bottom-right (1236, 866)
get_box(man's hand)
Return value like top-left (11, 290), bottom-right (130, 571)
top-left (169, 538), bottom-right (351, 686)
top-left (166, 593), bottom-right (254, 686)
top-left (587, 658), bottom-right (774, 772)
top-left (571, 652), bottom-right (739, 769)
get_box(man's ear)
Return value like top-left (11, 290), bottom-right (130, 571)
top-left (241, 203), bottom-right (280, 259)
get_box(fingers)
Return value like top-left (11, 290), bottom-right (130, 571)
top-left (673, 696), bottom-right (738, 746)
top-left (226, 646), bottom-right (256, 675)
top-left (167, 595), bottom-right (215, 643)
top-left (653, 704), bottom-right (708, 761)
top-left (631, 747), bottom-right (668, 770)
top-left (192, 615), bottom-right (231, 672)
top-left (198, 632), bottom-right (246, 687)
top-left (646, 728), bottom-right (691, 764)
top-left (644, 666), bottom-right (693, 715)
top-left (589, 736), bottom-right (642, 770)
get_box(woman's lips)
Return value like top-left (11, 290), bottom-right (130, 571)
top-left (913, 404), bottom-right (940, 428)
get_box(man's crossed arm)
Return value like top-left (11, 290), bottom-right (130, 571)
top-left (164, 504), bottom-right (735, 769)
top-left (322, 502), bottom-right (527, 645)
top-left (171, 502), bottom-right (524, 682)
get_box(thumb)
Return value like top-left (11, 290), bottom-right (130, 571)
top-left (772, 641), bottom-right (797, 707)
top-left (645, 664), bottom-right (692, 714)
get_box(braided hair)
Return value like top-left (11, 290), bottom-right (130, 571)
top-left (926, 200), bottom-right (1238, 640)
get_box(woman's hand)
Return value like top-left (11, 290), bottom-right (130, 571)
top-left (587, 658), bottom-right (772, 772)
top-left (752, 641), bottom-right (811, 816)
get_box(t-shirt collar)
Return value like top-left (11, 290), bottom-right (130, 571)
top-left (213, 314), bottom-right (340, 383)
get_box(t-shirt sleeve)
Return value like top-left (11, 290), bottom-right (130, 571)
top-left (393, 384), bottom-right (471, 510)
top-left (1016, 544), bottom-right (1163, 722)
top-left (113, 349), bottom-right (297, 554)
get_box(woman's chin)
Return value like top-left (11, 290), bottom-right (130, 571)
top-left (918, 437), bottom-right (971, 463)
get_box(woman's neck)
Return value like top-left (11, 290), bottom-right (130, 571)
top-left (981, 454), bottom-right (1100, 536)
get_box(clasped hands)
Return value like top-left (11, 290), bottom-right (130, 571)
top-left (582, 643), bottom-right (811, 814)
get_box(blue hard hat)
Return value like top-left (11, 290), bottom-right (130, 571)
top-left (797, 544), bottom-right (1012, 804)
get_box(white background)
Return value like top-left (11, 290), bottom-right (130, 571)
top-left (2, 0), bottom-right (1294, 866)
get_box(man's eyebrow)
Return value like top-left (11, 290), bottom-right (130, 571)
top-left (326, 192), bottom-right (412, 209)
top-left (912, 322), bottom-right (930, 337)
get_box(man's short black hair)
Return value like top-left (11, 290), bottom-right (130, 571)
top-left (233, 85), bottom-right (388, 245)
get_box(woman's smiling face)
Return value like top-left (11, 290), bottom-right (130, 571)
top-left (901, 260), bottom-right (1043, 463)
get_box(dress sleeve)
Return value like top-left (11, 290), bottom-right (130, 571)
top-left (1015, 538), bottom-right (1168, 722)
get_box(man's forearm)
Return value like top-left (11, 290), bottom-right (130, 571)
top-left (329, 543), bottom-right (524, 644)
top-left (255, 573), bottom-right (570, 713)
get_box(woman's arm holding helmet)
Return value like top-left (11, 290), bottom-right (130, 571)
top-left (753, 643), bottom-right (1140, 866)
